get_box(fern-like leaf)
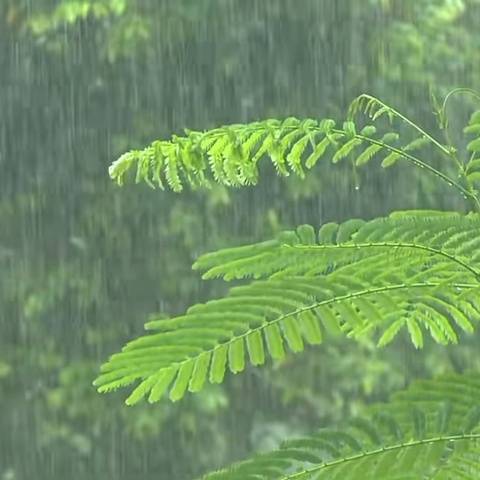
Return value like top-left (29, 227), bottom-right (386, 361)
top-left (196, 371), bottom-right (480, 480)
top-left (108, 93), bottom-right (471, 200)
top-left (94, 211), bottom-right (480, 403)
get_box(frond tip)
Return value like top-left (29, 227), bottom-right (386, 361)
top-left (94, 210), bottom-right (480, 405)
top-left (108, 118), bottom-right (335, 191)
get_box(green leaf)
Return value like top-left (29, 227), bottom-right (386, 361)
top-left (466, 158), bottom-right (480, 174)
top-left (246, 330), bottom-right (265, 366)
top-left (336, 218), bottom-right (366, 242)
top-left (343, 121), bottom-right (357, 137)
top-left (318, 222), bottom-right (339, 245)
top-left (319, 118), bottom-right (335, 132)
top-left (360, 125), bottom-right (376, 136)
top-left (467, 138), bottom-right (480, 152)
top-left (372, 105), bottom-right (390, 121)
top-left (228, 338), bottom-right (245, 373)
top-left (126, 374), bottom-right (160, 406)
top-left (380, 132), bottom-right (399, 143)
top-left (467, 171), bottom-right (480, 183)
top-left (188, 353), bottom-right (211, 392)
top-left (467, 109), bottom-right (480, 126)
top-left (305, 137), bottom-right (330, 168)
top-left (209, 345), bottom-right (228, 383)
top-left (402, 136), bottom-right (430, 152)
top-left (334, 302), bottom-right (362, 328)
top-left (354, 297), bottom-right (383, 324)
top-left (298, 310), bottom-right (323, 344)
top-left (381, 152), bottom-right (401, 167)
top-left (432, 297), bottom-right (474, 333)
top-left (332, 138), bottom-right (363, 163)
top-left (355, 144), bottom-right (382, 166)
top-left (281, 317), bottom-right (304, 352)
top-left (170, 361), bottom-right (195, 402)
top-left (378, 318), bottom-right (405, 347)
top-left (149, 367), bottom-right (178, 403)
top-left (463, 123), bottom-right (480, 134)
top-left (264, 323), bottom-right (285, 360)
top-left (296, 224), bottom-right (316, 245)
top-left (316, 306), bottom-right (341, 335)
top-left (415, 311), bottom-right (448, 345)
top-left (406, 317), bottom-right (423, 349)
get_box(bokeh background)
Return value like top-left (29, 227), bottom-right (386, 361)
top-left (2, 1), bottom-right (480, 479)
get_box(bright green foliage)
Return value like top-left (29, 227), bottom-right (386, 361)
top-left (25, 0), bottom-right (149, 61)
top-left (109, 93), bottom-right (480, 210)
top-left (197, 371), bottom-right (480, 479)
top-left (109, 113), bottom-right (401, 191)
top-left (94, 211), bottom-right (480, 404)
top-left (28, 0), bottom-right (127, 34)
top-left (96, 90), bottom-right (480, 478)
